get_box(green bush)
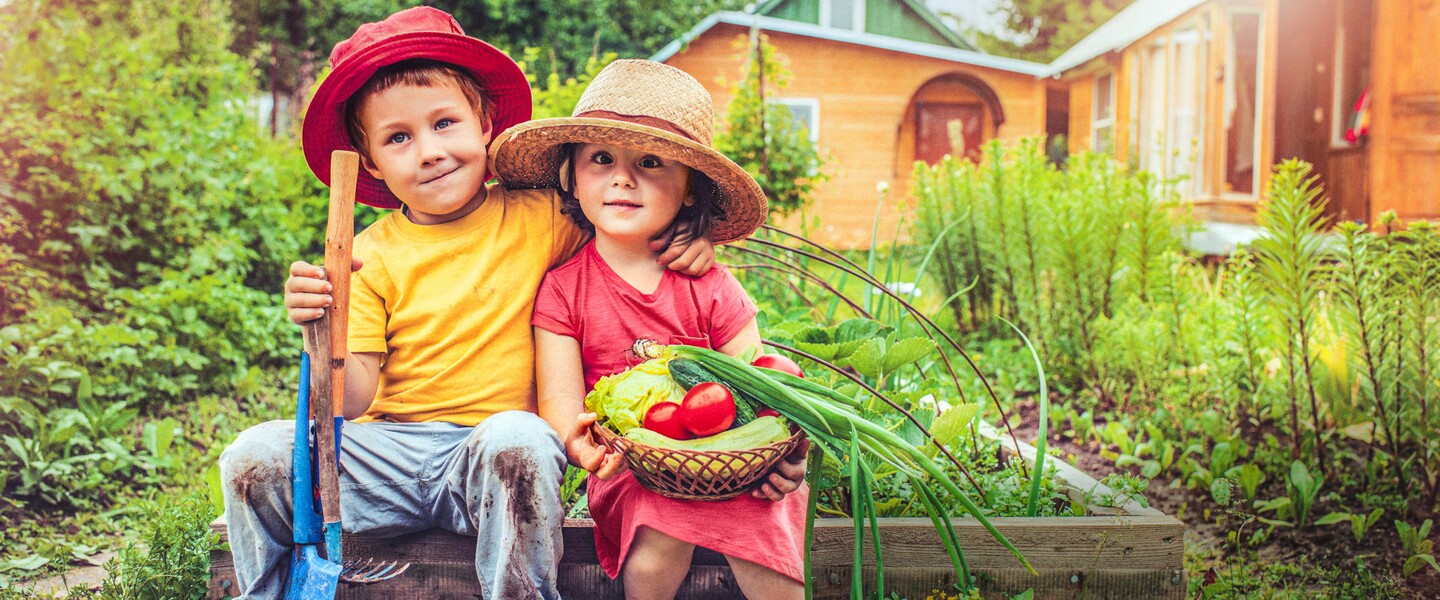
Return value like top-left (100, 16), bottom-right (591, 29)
top-left (0, 0), bottom-right (322, 509)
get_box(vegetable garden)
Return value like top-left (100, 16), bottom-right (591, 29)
top-left (2, 1), bottom-right (1438, 598)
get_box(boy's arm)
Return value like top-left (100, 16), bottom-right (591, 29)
top-left (286, 259), bottom-right (381, 419)
top-left (535, 327), bottom-right (625, 478)
top-left (650, 229), bottom-right (715, 276)
top-left (343, 352), bottom-right (382, 419)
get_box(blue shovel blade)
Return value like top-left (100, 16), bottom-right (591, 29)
top-left (285, 544), bottom-right (340, 600)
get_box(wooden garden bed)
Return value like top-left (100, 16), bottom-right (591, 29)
top-left (208, 428), bottom-right (1183, 599)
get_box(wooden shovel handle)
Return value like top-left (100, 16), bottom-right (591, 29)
top-left (303, 150), bottom-right (358, 525)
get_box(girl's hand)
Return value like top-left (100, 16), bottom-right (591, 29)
top-left (284, 259), bottom-right (363, 325)
top-left (567, 412), bottom-right (627, 479)
top-left (752, 438), bottom-right (810, 502)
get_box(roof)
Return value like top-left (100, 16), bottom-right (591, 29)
top-left (650, 12), bottom-right (1049, 77)
top-left (753, 0), bottom-right (978, 51)
top-left (1043, 0), bottom-right (1208, 77)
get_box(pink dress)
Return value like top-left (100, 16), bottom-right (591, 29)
top-left (533, 242), bottom-right (808, 582)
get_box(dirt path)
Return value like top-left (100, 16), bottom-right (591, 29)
top-left (14, 553), bottom-right (113, 598)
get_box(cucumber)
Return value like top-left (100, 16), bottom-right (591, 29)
top-left (669, 358), bottom-right (760, 425)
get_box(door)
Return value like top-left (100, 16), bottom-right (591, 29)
top-left (916, 102), bottom-right (984, 164)
top-left (1369, 1), bottom-right (1440, 220)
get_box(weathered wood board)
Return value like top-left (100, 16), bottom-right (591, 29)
top-left (211, 422), bottom-right (1183, 598)
top-left (209, 513), bottom-right (1183, 599)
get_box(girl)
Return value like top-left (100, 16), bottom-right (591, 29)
top-left (491, 60), bottom-right (808, 599)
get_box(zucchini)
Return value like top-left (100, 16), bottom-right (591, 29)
top-left (626, 415), bottom-right (789, 451)
top-left (625, 416), bottom-right (790, 480)
top-left (668, 358), bottom-right (761, 425)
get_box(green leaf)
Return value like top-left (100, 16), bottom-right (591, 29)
top-left (1314, 512), bottom-right (1351, 526)
top-left (929, 403), bottom-right (979, 452)
top-left (0, 556), bottom-right (49, 573)
top-left (881, 337), bottom-right (933, 373)
top-left (846, 337), bottom-right (886, 377)
top-left (1403, 554), bottom-right (1440, 577)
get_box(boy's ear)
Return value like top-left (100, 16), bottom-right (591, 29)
top-left (557, 157), bottom-right (571, 192)
top-left (359, 153), bottom-right (384, 181)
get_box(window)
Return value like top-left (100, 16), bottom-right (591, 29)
top-left (819, 0), bottom-right (864, 31)
top-left (1223, 9), bottom-right (1263, 195)
top-left (1331, 0), bottom-right (1374, 147)
top-left (1092, 72), bottom-right (1116, 152)
top-left (772, 98), bottom-right (820, 142)
top-left (1132, 17), bottom-right (1210, 196)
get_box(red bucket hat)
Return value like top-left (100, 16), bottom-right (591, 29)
top-left (301, 7), bottom-right (532, 209)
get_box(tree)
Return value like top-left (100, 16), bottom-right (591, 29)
top-left (953, 0), bottom-right (1135, 62)
top-left (714, 34), bottom-right (827, 218)
top-left (228, 0), bottom-right (747, 125)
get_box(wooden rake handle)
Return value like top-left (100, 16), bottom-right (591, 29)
top-left (303, 150), bottom-right (358, 527)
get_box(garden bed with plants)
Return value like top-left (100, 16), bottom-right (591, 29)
top-left (207, 426), bottom-right (1183, 600)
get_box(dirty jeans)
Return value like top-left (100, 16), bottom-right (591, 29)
top-left (218, 411), bottom-right (566, 600)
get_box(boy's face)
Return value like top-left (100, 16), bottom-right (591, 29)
top-left (572, 143), bottom-right (692, 245)
top-left (357, 81), bottom-right (492, 225)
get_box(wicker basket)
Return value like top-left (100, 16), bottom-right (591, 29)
top-left (591, 423), bottom-right (806, 501)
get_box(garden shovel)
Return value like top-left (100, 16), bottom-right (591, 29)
top-left (285, 150), bottom-right (356, 598)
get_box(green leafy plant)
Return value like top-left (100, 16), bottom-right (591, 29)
top-left (1315, 508), bottom-right (1383, 543)
top-left (1396, 519), bottom-right (1439, 577)
top-left (1252, 161), bottom-right (1331, 466)
top-left (1285, 461), bottom-right (1324, 528)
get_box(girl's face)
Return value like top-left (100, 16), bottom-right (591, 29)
top-left (572, 143), bottom-right (692, 246)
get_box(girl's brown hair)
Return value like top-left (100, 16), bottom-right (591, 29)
top-left (556, 143), bottom-right (726, 246)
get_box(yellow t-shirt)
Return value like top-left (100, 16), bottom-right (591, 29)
top-left (347, 184), bottom-right (587, 426)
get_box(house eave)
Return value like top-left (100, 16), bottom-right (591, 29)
top-left (651, 12), bottom-right (1048, 77)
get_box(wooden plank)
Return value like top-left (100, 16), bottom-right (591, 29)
top-left (211, 514), bottom-right (1182, 598)
top-left (210, 423), bottom-right (1182, 598)
top-left (807, 517), bottom-right (1183, 570)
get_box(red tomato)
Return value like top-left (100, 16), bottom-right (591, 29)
top-left (679, 382), bottom-right (736, 437)
top-left (755, 408), bottom-right (781, 419)
top-left (752, 354), bottom-right (805, 378)
top-left (643, 402), bottom-right (692, 440)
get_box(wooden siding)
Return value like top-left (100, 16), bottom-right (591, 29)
top-left (1067, 77), bottom-right (1094, 152)
top-left (1368, 0), bottom-right (1440, 221)
top-left (665, 23), bottom-right (1046, 248)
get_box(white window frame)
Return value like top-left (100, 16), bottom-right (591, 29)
top-left (772, 97), bottom-right (821, 142)
top-left (1091, 71), bottom-right (1116, 151)
top-left (1222, 7), bottom-right (1266, 199)
top-left (819, 0), bottom-right (866, 32)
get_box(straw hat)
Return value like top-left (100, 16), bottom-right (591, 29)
top-left (302, 7), bottom-right (531, 208)
top-left (489, 60), bottom-right (767, 244)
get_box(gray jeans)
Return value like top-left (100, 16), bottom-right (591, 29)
top-left (218, 411), bottom-right (566, 599)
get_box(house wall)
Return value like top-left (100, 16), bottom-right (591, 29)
top-left (1067, 77), bottom-right (1094, 152)
top-left (664, 22), bottom-right (1047, 248)
top-left (1368, 0), bottom-right (1440, 221)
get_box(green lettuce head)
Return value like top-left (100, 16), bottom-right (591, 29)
top-left (586, 358), bottom-right (686, 434)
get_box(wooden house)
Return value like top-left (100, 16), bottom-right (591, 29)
top-left (658, 0), bottom-right (1438, 247)
top-left (1052, 0), bottom-right (1439, 225)
top-left (653, 0), bottom-right (1051, 247)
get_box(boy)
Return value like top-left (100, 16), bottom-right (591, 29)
top-left (216, 8), bottom-right (720, 599)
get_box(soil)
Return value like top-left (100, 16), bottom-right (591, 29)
top-left (1002, 397), bottom-right (1440, 598)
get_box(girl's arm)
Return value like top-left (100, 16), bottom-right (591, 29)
top-left (535, 327), bottom-right (626, 478)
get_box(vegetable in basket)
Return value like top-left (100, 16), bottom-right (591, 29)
top-left (585, 357), bottom-right (687, 434)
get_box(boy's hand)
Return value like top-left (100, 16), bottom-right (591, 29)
top-left (284, 259), bottom-right (364, 325)
top-left (650, 229), bottom-right (715, 276)
top-left (567, 413), bottom-right (627, 479)
top-left (752, 438), bottom-right (809, 502)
